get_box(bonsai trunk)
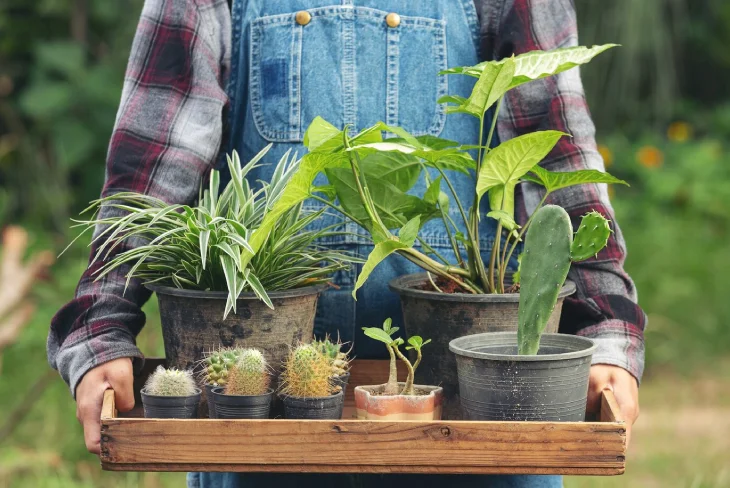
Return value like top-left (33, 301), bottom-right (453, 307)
top-left (383, 345), bottom-right (400, 395)
top-left (394, 347), bottom-right (415, 396)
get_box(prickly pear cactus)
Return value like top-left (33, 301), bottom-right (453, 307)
top-left (517, 205), bottom-right (573, 355)
top-left (225, 348), bottom-right (271, 396)
top-left (280, 344), bottom-right (333, 398)
top-left (144, 366), bottom-right (198, 397)
top-left (570, 211), bottom-right (611, 261)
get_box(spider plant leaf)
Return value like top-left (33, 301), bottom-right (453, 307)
top-left (199, 230), bottom-right (211, 269)
top-left (245, 271), bottom-right (273, 310)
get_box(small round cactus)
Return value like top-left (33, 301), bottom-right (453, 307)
top-left (144, 366), bottom-right (198, 397)
top-left (313, 337), bottom-right (351, 378)
top-left (225, 348), bottom-right (271, 396)
top-left (280, 344), bottom-right (333, 398)
top-left (201, 347), bottom-right (244, 386)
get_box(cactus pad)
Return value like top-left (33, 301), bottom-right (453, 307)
top-left (225, 348), bottom-right (270, 396)
top-left (570, 211), bottom-right (611, 261)
top-left (517, 205), bottom-right (573, 355)
top-left (280, 344), bottom-right (333, 398)
top-left (144, 366), bottom-right (198, 397)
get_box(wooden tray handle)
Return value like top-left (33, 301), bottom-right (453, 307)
top-left (101, 389), bottom-right (117, 421)
top-left (600, 389), bottom-right (624, 423)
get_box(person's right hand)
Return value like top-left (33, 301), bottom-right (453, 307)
top-left (75, 357), bottom-right (135, 454)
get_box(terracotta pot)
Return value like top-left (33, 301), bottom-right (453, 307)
top-left (354, 383), bottom-right (443, 421)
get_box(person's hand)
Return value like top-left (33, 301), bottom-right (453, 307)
top-left (75, 357), bottom-right (135, 454)
top-left (587, 364), bottom-right (640, 447)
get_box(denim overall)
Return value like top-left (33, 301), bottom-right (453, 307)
top-left (189, 0), bottom-right (561, 486)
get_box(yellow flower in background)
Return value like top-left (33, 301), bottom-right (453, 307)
top-left (597, 144), bottom-right (613, 167)
top-left (636, 146), bottom-right (664, 169)
top-left (667, 121), bottom-right (692, 142)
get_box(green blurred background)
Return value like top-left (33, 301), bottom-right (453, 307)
top-left (1, 0), bottom-right (729, 486)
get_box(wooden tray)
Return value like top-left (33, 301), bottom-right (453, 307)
top-left (100, 359), bottom-right (626, 475)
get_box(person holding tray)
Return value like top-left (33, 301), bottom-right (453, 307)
top-left (49, 0), bottom-right (644, 486)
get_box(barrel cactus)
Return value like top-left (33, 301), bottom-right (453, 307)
top-left (313, 337), bottom-right (351, 378)
top-left (517, 205), bottom-right (611, 355)
top-left (225, 348), bottom-right (271, 396)
top-left (280, 344), bottom-right (333, 398)
top-left (144, 366), bottom-right (198, 397)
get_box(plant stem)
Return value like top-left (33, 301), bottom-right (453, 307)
top-left (384, 344), bottom-right (400, 395)
top-left (393, 345), bottom-right (415, 396)
top-left (488, 221), bottom-right (503, 292)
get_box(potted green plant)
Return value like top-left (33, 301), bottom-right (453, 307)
top-left (209, 348), bottom-right (273, 419)
top-left (279, 343), bottom-right (343, 419)
top-left (449, 205), bottom-right (607, 421)
top-left (199, 347), bottom-right (245, 418)
top-left (141, 366), bottom-right (201, 419)
top-left (69, 146), bottom-right (359, 382)
top-left (312, 336), bottom-right (352, 391)
top-left (294, 44), bottom-right (625, 417)
top-left (354, 318), bottom-right (442, 421)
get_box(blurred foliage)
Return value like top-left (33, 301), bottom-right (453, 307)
top-left (0, 0), bottom-right (143, 232)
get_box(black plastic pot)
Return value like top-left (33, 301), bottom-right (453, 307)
top-left (141, 388), bottom-right (201, 419)
top-left (204, 384), bottom-right (218, 418)
top-left (146, 284), bottom-right (325, 412)
top-left (389, 273), bottom-right (576, 419)
top-left (281, 390), bottom-right (344, 420)
top-left (209, 387), bottom-right (273, 419)
top-left (449, 332), bottom-right (596, 421)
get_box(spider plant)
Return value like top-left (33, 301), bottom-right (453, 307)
top-left (69, 146), bottom-right (359, 318)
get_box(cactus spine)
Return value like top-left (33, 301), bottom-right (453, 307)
top-left (144, 366), bottom-right (198, 397)
top-left (313, 337), bottom-right (351, 378)
top-left (280, 344), bottom-right (333, 398)
top-left (225, 348), bottom-right (271, 396)
top-left (517, 206), bottom-right (610, 355)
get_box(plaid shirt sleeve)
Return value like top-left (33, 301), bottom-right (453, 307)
top-left (478, 0), bottom-right (647, 382)
top-left (48, 0), bottom-right (230, 396)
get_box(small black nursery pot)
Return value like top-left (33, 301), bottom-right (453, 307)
top-left (141, 388), bottom-right (201, 419)
top-left (204, 384), bottom-right (219, 419)
top-left (449, 332), bottom-right (596, 422)
top-left (210, 387), bottom-right (273, 419)
top-left (281, 390), bottom-right (344, 420)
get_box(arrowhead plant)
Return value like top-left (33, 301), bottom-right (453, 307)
top-left (294, 44), bottom-right (626, 300)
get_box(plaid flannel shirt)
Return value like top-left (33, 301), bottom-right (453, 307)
top-left (48, 0), bottom-right (647, 396)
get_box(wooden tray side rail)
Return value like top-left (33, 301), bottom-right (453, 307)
top-left (100, 359), bottom-right (626, 475)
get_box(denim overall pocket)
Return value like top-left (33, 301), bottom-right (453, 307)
top-left (249, 6), bottom-right (448, 143)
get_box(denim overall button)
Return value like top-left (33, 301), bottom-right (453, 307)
top-left (295, 10), bottom-right (311, 26)
top-left (385, 13), bottom-right (401, 28)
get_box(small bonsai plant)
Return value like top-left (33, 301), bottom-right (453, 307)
top-left (224, 348), bottom-right (271, 396)
top-left (516, 206), bottom-right (611, 355)
top-left (279, 343), bottom-right (343, 419)
top-left (361, 318), bottom-right (431, 396)
top-left (141, 366), bottom-right (201, 419)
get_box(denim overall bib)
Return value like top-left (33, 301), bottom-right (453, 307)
top-left (189, 0), bottom-right (561, 486)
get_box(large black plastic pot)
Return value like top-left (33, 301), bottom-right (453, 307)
top-left (209, 387), bottom-right (273, 419)
top-left (141, 388), bottom-right (201, 419)
top-left (147, 284), bottom-right (325, 411)
top-left (449, 332), bottom-right (596, 421)
top-left (281, 390), bottom-right (344, 420)
top-left (389, 273), bottom-right (575, 419)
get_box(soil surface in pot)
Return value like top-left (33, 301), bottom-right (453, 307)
top-left (416, 276), bottom-right (520, 294)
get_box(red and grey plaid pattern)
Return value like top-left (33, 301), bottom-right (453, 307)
top-left (49, 0), bottom-right (646, 396)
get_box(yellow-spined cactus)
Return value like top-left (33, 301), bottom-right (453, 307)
top-left (280, 344), bottom-right (333, 398)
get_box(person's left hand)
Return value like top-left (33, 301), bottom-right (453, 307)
top-left (587, 364), bottom-right (640, 448)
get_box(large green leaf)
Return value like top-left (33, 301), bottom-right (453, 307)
top-left (326, 168), bottom-right (438, 230)
top-left (303, 116), bottom-right (341, 151)
top-left (476, 131), bottom-right (566, 216)
top-left (351, 141), bottom-right (474, 174)
top-left (439, 57), bottom-right (515, 117)
top-left (352, 217), bottom-right (420, 298)
top-left (360, 151), bottom-right (422, 192)
top-left (362, 327), bottom-right (395, 345)
top-left (442, 44), bottom-right (618, 90)
top-left (522, 165), bottom-right (629, 194)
